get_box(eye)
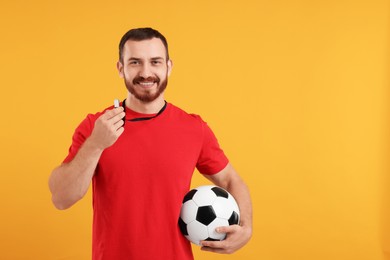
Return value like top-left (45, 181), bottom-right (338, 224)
top-left (129, 60), bottom-right (140, 65)
top-left (152, 60), bottom-right (162, 65)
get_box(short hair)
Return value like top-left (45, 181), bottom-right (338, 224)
top-left (118, 27), bottom-right (169, 63)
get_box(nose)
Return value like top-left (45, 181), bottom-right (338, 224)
top-left (139, 63), bottom-right (153, 78)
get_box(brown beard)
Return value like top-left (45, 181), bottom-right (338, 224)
top-left (124, 75), bottom-right (168, 103)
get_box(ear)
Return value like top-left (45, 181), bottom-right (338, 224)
top-left (167, 59), bottom-right (173, 77)
top-left (117, 61), bottom-right (124, 78)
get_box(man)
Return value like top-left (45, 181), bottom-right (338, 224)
top-left (49, 27), bottom-right (252, 259)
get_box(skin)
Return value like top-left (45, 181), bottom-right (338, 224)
top-left (117, 38), bottom-right (172, 114)
top-left (201, 164), bottom-right (252, 254)
top-left (48, 37), bottom-right (252, 254)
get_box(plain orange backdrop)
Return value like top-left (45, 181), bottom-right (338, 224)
top-left (0, 0), bottom-right (388, 259)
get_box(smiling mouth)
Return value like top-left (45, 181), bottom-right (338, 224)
top-left (136, 81), bottom-right (158, 90)
top-left (138, 82), bottom-right (156, 86)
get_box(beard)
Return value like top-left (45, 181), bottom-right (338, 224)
top-left (124, 73), bottom-right (168, 103)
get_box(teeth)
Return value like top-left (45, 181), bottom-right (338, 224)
top-left (139, 82), bottom-right (155, 86)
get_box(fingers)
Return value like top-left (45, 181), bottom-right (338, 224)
top-left (201, 245), bottom-right (230, 254)
top-left (113, 116), bottom-right (125, 130)
top-left (214, 225), bottom-right (237, 234)
top-left (200, 226), bottom-right (231, 252)
top-left (200, 225), bottom-right (242, 254)
top-left (201, 240), bottom-right (234, 254)
top-left (98, 108), bottom-right (125, 131)
top-left (89, 107), bottom-right (125, 150)
top-left (102, 107), bottom-right (125, 122)
top-left (102, 108), bottom-right (125, 129)
top-left (116, 125), bottom-right (125, 136)
top-left (201, 239), bottom-right (226, 250)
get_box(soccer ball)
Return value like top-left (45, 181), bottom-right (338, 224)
top-left (178, 185), bottom-right (240, 245)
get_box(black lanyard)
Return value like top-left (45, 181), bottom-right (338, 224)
top-left (122, 99), bottom-right (167, 122)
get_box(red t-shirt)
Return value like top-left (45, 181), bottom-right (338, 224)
top-left (63, 102), bottom-right (229, 260)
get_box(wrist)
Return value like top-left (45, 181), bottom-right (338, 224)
top-left (239, 221), bottom-right (253, 237)
top-left (84, 136), bottom-right (106, 154)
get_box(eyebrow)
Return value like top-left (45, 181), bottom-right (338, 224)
top-left (127, 57), bottom-right (165, 61)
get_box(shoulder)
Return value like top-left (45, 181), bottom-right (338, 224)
top-left (167, 103), bottom-right (205, 124)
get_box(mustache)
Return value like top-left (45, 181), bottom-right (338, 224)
top-left (133, 76), bottom-right (160, 84)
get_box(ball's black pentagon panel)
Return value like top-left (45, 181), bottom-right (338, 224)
top-left (196, 205), bottom-right (216, 225)
top-left (211, 187), bottom-right (228, 199)
top-left (179, 185), bottom-right (241, 245)
top-left (205, 237), bottom-right (220, 242)
top-left (228, 211), bottom-right (240, 225)
top-left (182, 189), bottom-right (197, 203)
top-left (178, 217), bottom-right (188, 236)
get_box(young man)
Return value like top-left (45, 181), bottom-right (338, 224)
top-left (49, 28), bottom-right (252, 259)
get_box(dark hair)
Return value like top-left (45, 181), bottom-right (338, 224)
top-left (119, 27), bottom-right (169, 63)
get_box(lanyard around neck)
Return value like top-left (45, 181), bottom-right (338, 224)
top-left (122, 99), bottom-right (167, 122)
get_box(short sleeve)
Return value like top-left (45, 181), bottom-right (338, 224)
top-left (196, 120), bottom-right (229, 175)
top-left (62, 115), bottom-right (94, 163)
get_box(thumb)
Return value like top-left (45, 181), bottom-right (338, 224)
top-left (216, 225), bottom-right (236, 234)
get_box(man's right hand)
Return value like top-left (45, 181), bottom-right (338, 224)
top-left (89, 107), bottom-right (125, 150)
top-left (49, 107), bottom-right (125, 210)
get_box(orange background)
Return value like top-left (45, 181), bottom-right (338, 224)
top-left (0, 0), bottom-right (388, 259)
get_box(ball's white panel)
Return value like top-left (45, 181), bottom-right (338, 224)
top-left (192, 186), bottom-right (217, 206)
top-left (187, 221), bottom-right (209, 245)
top-left (212, 197), bottom-right (234, 219)
top-left (179, 185), bottom-right (242, 246)
top-left (207, 218), bottom-right (229, 240)
top-left (180, 200), bottom-right (198, 224)
top-left (227, 193), bottom-right (240, 214)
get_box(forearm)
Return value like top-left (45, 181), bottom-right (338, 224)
top-left (205, 163), bottom-right (253, 231)
top-left (202, 164), bottom-right (253, 253)
top-left (49, 138), bottom-right (103, 210)
top-left (225, 176), bottom-right (253, 232)
top-left (49, 107), bottom-right (125, 210)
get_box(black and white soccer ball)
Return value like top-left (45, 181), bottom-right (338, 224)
top-left (178, 185), bottom-right (240, 245)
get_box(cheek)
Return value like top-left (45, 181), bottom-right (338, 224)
top-left (123, 68), bottom-right (136, 79)
top-left (157, 67), bottom-right (169, 78)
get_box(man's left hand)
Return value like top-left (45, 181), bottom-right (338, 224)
top-left (200, 224), bottom-right (252, 254)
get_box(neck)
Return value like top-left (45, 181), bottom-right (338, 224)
top-left (125, 94), bottom-right (166, 114)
